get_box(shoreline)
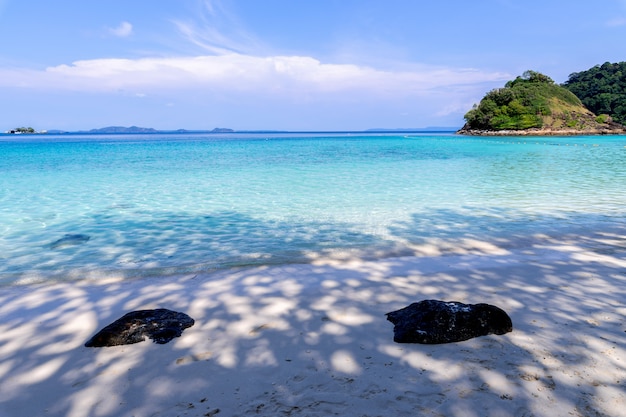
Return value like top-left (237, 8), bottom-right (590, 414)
top-left (456, 126), bottom-right (626, 136)
top-left (1, 227), bottom-right (625, 416)
top-left (3, 219), bottom-right (625, 288)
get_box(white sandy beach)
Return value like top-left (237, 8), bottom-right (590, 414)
top-left (1, 229), bottom-right (625, 417)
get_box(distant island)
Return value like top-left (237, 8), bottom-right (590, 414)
top-left (87, 126), bottom-right (158, 134)
top-left (3, 126), bottom-right (228, 135)
top-left (4, 127), bottom-right (47, 134)
top-left (458, 70), bottom-right (626, 136)
top-left (84, 126), bottom-right (235, 134)
top-left (75, 126), bottom-right (460, 134)
top-left (4, 126), bottom-right (461, 135)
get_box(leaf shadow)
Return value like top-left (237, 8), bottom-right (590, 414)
top-left (0, 209), bottom-right (625, 416)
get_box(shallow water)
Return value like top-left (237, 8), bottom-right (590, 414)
top-left (1, 132), bottom-right (625, 285)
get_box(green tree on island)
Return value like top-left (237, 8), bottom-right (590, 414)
top-left (463, 70), bottom-right (583, 131)
top-left (562, 61), bottom-right (626, 126)
top-left (10, 127), bottom-right (36, 133)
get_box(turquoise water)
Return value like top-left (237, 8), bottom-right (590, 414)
top-left (1, 133), bottom-right (625, 285)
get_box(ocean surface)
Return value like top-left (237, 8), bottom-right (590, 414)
top-left (1, 132), bottom-right (625, 286)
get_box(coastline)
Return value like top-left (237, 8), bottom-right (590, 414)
top-left (456, 126), bottom-right (626, 136)
top-left (1, 227), bottom-right (625, 416)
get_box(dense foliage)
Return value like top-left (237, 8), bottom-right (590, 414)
top-left (464, 70), bottom-right (583, 130)
top-left (563, 61), bottom-right (626, 125)
top-left (10, 127), bottom-right (36, 133)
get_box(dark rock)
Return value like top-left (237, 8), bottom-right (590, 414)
top-left (50, 233), bottom-right (90, 249)
top-left (386, 300), bottom-right (512, 344)
top-left (85, 308), bottom-right (195, 347)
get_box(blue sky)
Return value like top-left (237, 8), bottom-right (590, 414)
top-left (1, 0), bottom-right (625, 131)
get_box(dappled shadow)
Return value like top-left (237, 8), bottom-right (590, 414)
top-left (388, 207), bottom-right (626, 255)
top-left (3, 204), bottom-right (624, 286)
top-left (0, 210), bottom-right (625, 416)
top-left (0, 208), bottom-right (400, 285)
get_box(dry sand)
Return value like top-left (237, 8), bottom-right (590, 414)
top-left (1, 230), bottom-right (625, 417)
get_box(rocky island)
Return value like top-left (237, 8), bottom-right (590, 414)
top-left (457, 70), bottom-right (626, 136)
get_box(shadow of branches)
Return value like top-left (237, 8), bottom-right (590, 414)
top-left (0, 209), bottom-right (625, 416)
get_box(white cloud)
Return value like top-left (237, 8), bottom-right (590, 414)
top-left (108, 21), bottom-right (133, 38)
top-left (0, 55), bottom-right (508, 97)
top-left (0, 54), bottom-right (509, 129)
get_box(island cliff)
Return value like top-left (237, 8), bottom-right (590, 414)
top-left (457, 71), bottom-right (626, 136)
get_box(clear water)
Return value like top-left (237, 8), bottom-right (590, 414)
top-left (1, 133), bottom-right (625, 285)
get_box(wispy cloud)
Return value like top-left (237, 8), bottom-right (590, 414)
top-left (172, 0), bottom-right (264, 55)
top-left (608, 0), bottom-right (626, 26)
top-left (606, 16), bottom-right (626, 27)
top-left (108, 21), bottom-right (133, 38)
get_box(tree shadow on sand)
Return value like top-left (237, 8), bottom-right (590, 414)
top-left (0, 209), bottom-right (625, 416)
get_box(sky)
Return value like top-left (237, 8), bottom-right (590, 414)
top-left (1, 0), bottom-right (625, 132)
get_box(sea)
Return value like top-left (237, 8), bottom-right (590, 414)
top-left (1, 132), bottom-right (625, 286)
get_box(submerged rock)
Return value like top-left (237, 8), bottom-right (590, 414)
top-left (49, 233), bottom-right (90, 249)
top-left (386, 300), bottom-right (512, 344)
top-left (85, 308), bottom-right (195, 347)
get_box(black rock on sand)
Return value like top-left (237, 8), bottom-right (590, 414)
top-left (386, 299), bottom-right (512, 344)
top-left (85, 308), bottom-right (195, 347)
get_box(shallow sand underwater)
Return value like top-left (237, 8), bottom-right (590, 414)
top-left (1, 229), bottom-right (625, 417)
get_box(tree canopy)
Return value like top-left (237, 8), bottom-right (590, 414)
top-left (463, 71), bottom-right (583, 131)
top-left (562, 61), bottom-right (626, 125)
top-left (9, 127), bottom-right (36, 134)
